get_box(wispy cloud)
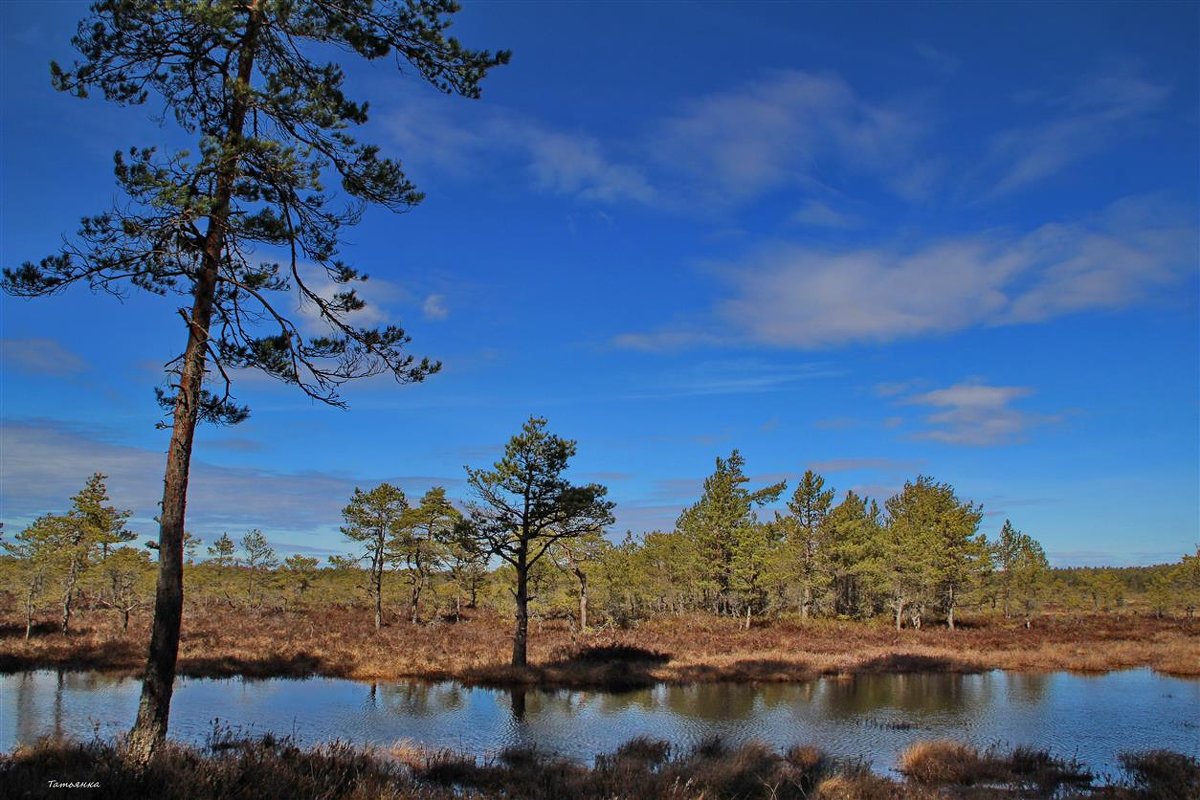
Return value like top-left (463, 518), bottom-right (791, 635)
top-left (982, 70), bottom-right (1171, 198)
top-left (422, 294), bottom-right (449, 321)
top-left (386, 92), bottom-right (654, 205)
top-left (0, 419), bottom-right (462, 548)
top-left (1, 338), bottom-right (88, 376)
top-left (616, 195), bottom-right (1195, 350)
top-left (789, 199), bottom-right (861, 229)
top-left (291, 263), bottom-right (407, 336)
top-left (620, 358), bottom-right (841, 399)
top-left (385, 66), bottom-right (1170, 219)
top-left (901, 382), bottom-right (1060, 446)
top-left (647, 70), bottom-right (931, 207)
top-left (913, 43), bottom-right (961, 77)
top-left (385, 70), bottom-right (930, 212)
top-left (809, 457), bottom-right (922, 473)
top-left (813, 417), bottom-right (860, 430)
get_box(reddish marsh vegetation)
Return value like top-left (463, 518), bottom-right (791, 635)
top-left (2, 732), bottom-right (1196, 800)
top-left (1, 606), bottom-right (1196, 686)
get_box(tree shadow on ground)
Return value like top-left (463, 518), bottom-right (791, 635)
top-left (855, 653), bottom-right (985, 673)
top-left (671, 658), bottom-right (819, 683)
top-left (179, 651), bottom-right (329, 679)
top-left (461, 644), bottom-right (672, 691)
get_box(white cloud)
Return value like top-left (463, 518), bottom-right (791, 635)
top-left (616, 196), bottom-right (1196, 350)
top-left (901, 382), bottom-right (1059, 446)
top-left (519, 126), bottom-right (656, 203)
top-left (0, 338), bottom-right (88, 376)
top-left (422, 294), bottom-right (449, 321)
top-left (290, 262), bottom-right (407, 337)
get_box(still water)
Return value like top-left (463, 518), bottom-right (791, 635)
top-left (2, 669), bottom-right (1197, 775)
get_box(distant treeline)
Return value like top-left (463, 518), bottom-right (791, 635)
top-left (4, 457), bottom-right (1197, 639)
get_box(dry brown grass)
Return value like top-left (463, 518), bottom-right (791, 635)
top-left (3, 733), bottom-right (1190, 799)
top-left (898, 740), bottom-right (982, 784)
top-left (1, 606), bottom-right (1196, 688)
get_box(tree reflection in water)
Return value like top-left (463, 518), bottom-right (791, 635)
top-left (2, 669), bottom-right (1194, 776)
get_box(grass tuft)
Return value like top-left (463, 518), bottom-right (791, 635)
top-left (1119, 749), bottom-right (1200, 800)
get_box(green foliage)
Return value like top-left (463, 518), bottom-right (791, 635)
top-left (770, 470), bottom-right (835, 618)
top-left (392, 487), bottom-right (461, 623)
top-left (633, 530), bottom-right (702, 616)
top-left (240, 529), bottom-right (279, 609)
top-left (341, 483), bottom-right (409, 629)
top-left (1, 515), bottom-right (71, 638)
top-left (70, 473), bottom-right (136, 558)
top-left (465, 417), bottom-right (615, 572)
top-left (207, 533), bottom-right (237, 567)
top-left (1175, 548), bottom-right (1200, 618)
top-left (465, 416), bottom-right (614, 664)
top-left (444, 519), bottom-right (489, 616)
top-left (282, 555), bottom-right (320, 607)
top-left (549, 528), bottom-right (612, 630)
top-left (991, 520), bottom-right (1049, 620)
top-left (823, 491), bottom-right (884, 619)
top-left (675, 450), bottom-right (785, 614)
top-left (5, 0), bottom-right (509, 409)
top-left (92, 546), bottom-right (155, 630)
top-left (882, 476), bottom-right (985, 629)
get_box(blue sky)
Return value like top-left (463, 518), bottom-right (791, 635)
top-left (1, 1), bottom-right (1197, 566)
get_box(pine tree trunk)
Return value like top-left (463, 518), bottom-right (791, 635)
top-left (894, 600), bottom-right (904, 631)
top-left (60, 555), bottom-right (81, 634)
top-left (575, 567), bottom-right (588, 632)
top-left (127, 7), bottom-right (260, 761)
top-left (512, 555), bottom-right (529, 668)
top-left (374, 559), bottom-right (383, 632)
top-left (947, 585), bottom-right (956, 630)
top-left (127, 277), bottom-right (214, 759)
top-left (410, 579), bottom-right (420, 625)
top-left (24, 587), bottom-right (35, 641)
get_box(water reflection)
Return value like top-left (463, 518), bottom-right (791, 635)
top-left (508, 687), bottom-right (526, 722)
top-left (2, 669), bottom-right (1196, 775)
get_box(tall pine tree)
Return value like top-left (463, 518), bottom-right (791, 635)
top-left (3, 1), bottom-right (507, 757)
top-left (676, 451), bottom-right (785, 615)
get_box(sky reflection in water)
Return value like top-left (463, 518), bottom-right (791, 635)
top-left (3, 669), bottom-right (1197, 776)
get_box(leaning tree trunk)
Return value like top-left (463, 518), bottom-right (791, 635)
top-left (60, 553), bottom-right (83, 634)
top-left (127, 9), bottom-right (259, 762)
top-left (126, 242), bottom-right (218, 761)
top-left (576, 568), bottom-right (588, 632)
